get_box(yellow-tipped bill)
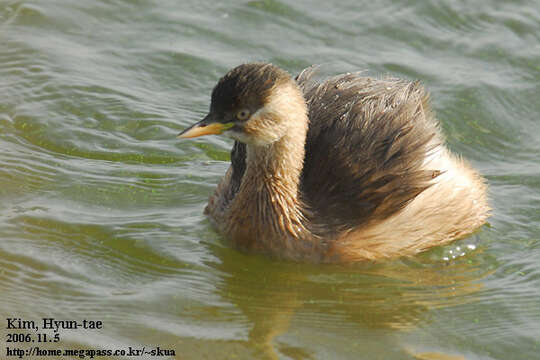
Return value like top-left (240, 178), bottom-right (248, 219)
top-left (178, 116), bottom-right (234, 139)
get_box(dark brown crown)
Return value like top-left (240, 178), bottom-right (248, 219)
top-left (210, 63), bottom-right (291, 116)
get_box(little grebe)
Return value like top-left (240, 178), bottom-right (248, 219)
top-left (179, 63), bottom-right (489, 262)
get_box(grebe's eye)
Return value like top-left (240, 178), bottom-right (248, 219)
top-left (236, 109), bottom-right (250, 121)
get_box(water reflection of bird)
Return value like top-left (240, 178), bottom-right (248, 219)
top-left (179, 63), bottom-right (489, 262)
top-left (208, 243), bottom-right (492, 360)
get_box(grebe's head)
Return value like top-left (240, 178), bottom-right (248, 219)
top-left (178, 63), bottom-right (306, 146)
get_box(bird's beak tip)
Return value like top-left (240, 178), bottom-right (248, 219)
top-left (177, 130), bottom-right (192, 139)
top-left (177, 121), bottom-right (232, 139)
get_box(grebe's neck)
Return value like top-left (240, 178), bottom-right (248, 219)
top-left (246, 129), bottom-right (305, 196)
top-left (226, 89), bottom-right (321, 259)
top-left (241, 113), bottom-right (308, 236)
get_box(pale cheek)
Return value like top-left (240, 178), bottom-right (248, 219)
top-left (247, 116), bottom-right (286, 144)
top-left (225, 109), bottom-right (288, 146)
top-left (245, 127), bottom-right (281, 145)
